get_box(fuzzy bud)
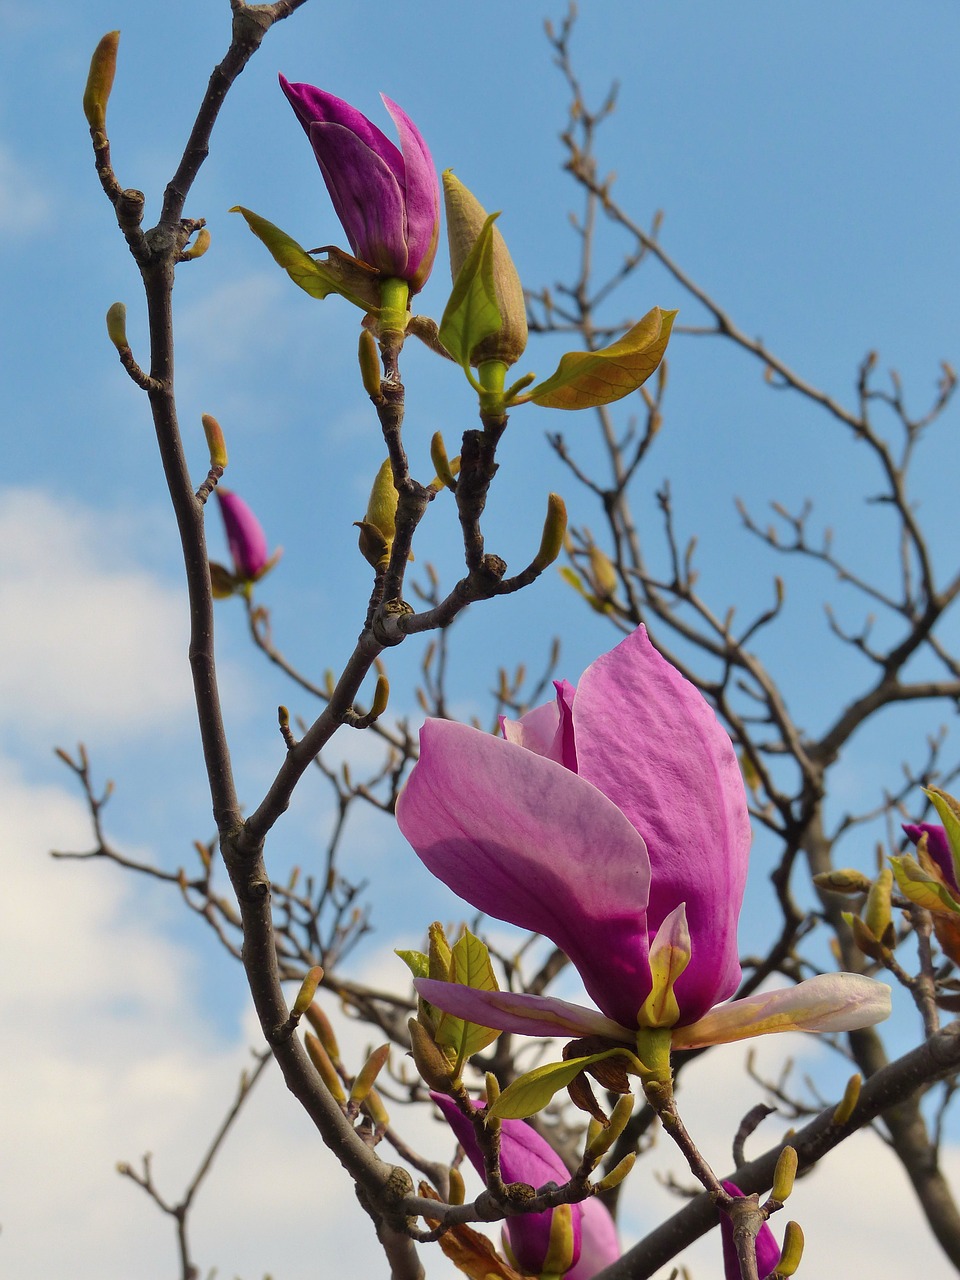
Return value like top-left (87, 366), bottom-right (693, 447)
top-left (533, 493), bottom-right (568, 571)
top-left (771, 1145), bottom-right (798, 1203)
top-left (106, 302), bottom-right (128, 350)
top-left (84, 31), bottom-right (120, 132)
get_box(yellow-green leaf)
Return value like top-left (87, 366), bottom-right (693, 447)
top-left (395, 949), bottom-right (429, 980)
top-left (926, 787), bottom-right (960, 885)
top-left (890, 854), bottom-right (960, 916)
top-left (230, 206), bottom-right (381, 312)
top-left (491, 1049), bottom-right (638, 1120)
top-left (524, 306), bottom-right (677, 410)
top-left (433, 929), bottom-right (500, 1061)
top-left (438, 213), bottom-right (501, 368)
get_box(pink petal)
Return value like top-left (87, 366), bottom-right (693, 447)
top-left (567, 1195), bottom-right (621, 1279)
top-left (397, 719), bottom-right (652, 1026)
top-left (671, 974), bottom-right (892, 1050)
top-left (572, 626), bottom-right (751, 1024)
top-left (380, 94), bottom-right (440, 288)
top-left (415, 979), bottom-right (632, 1042)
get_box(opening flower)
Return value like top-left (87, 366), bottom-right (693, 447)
top-left (899, 794), bottom-right (960, 964)
top-left (431, 1092), bottom-right (619, 1279)
top-left (279, 76), bottom-right (440, 294)
top-left (397, 627), bottom-right (890, 1066)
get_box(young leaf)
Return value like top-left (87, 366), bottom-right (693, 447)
top-left (231, 207), bottom-right (381, 312)
top-left (890, 855), bottom-right (960, 916)
top-left (522, 306), bottom-right (677, 410)
top-left (926, 786), bottom-right (960, 886)
top-left (434, 929), bottom-right (501, 1062)
top-left (491, 1048), bottom-right (638, 1120)
top-left (438, 213), bottom-right (501, 368)
top-left (395, 949), bottom-right (429, 980)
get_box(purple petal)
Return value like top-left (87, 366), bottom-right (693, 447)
top-left (720, 1182), bottom-right (781, 1280)
top-left (903, 822), bottom-right (959, 894)
top-left (214, 489), bottom-right (268, 580)
top-left (307, 122), bottom-right (409, 275)
top-left (431, 1092), bottom-right (582, 1275)
top-left (381, 94), bottom-right (440, 288)
top-left (566, 1195), bottom-right (620, 1279)
top-left (572, 626), bottom-right (751, 1023)
top-left (396, 719), bottom-right (652, 1026)
top-left (279, 77), bottom-right (404, 180)
top-left (415, 980), bottom-right (632, 1042)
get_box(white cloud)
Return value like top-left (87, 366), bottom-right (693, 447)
top-left (0, 487), bottom-right (194, 737)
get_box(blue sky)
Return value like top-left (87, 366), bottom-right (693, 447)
top-left (3, 1), bottom-right (960, 1276)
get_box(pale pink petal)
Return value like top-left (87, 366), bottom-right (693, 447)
top-left (572, 626), bottom-right (751, 1024)
top-left (415, 979), bottom-right (632, 1042)
top-left (671, 974), bottom-right (892, 1050)
top-left (567, 1195), bottom-right (621, 1279)
top-left (397, 719), bottom-right (652, 1027)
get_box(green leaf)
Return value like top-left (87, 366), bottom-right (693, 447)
top-left (395, 949), bottom-right (429, 980)
top-left (230, 206), bottom-right (381, 312)
top-left (890, 855), bottom-right (960, 916)
top-left (524, 306), bottom-right (677, 410)
top-left (438, 213), bottom-right (501, 368)
top-left (491, 1049), bottom-right (638, 1120)
top-left (434, 929), bottom-right (501, 1062)
top-left (926, 787), bottom-right (960, 888)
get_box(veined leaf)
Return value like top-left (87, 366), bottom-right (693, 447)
top-left (523, 306), bottom-right (677, 410)
top-left (491, 1048), bottom-right (638, 1120)
top-left (438, 213), bottom-right (501, 367)
top-left (434, 929), bottom-right (500, 1061)
top-left (230, 206), bottom-right (381, 312)
top-left (395, 949), bottom-right (429, 980)
top-left (890, 855), bottom-right (960, 916)
top-left (926, 787), bottom-right (960, 887)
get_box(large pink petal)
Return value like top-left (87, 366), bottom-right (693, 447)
top-left (279, 77), bottom-right (404, 180)
top-left (671, 974), bottom-right (891, 1050)
top-left (573, 626), bottom-right (751, 1023)
top-left (415, 980), bottom-right (632, 1042)
top-left (397, 719), bottom-right (651, 1026)
top-left (380, 94), bottom-right (440, 288)
top-left (567, 1195), bottom-right (621, 1279)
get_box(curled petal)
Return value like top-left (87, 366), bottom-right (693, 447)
top-left (416, 979), bottom-right (632, 1042)
top-left (501, 679), bottom-right (576, 767)
top-left (397, 719), bottom-right (652, 1026)
top-left (572, 626), bottom-right (751, 1023)
top-left (671, 974), bottom-right (892, 1051)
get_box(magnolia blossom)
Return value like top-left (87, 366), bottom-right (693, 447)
top-left (431, 1093), bottom-right (618, 1279)
top-left (900, 819), bottom-right (960, 964)
top-left (213, 488), bottom-right (279, 583)
top-left (719, 1182), bottom-right (781, 1280)
top-left (280, 76), bottom-right (440, 292)
top-left (397, 627), bottom-right (891, 1051)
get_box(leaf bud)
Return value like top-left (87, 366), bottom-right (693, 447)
top-left (83, 31), bottom-right (120, 132)
top-left (349, 1044), bottom-right (390, 1112)
top-left (484, 1071), bottom-right (501, 1109)
top-left (832, 1072), bottom-right (862, 1126)
top-left (533, 493), bottom-right (568, 571)
top-left (447, 1166), bottom-right (466, 1206)
top-left (863, 866), bottom-right (894, 943)
top-left (407, 1017), bottom-right (455, 1091)
top-left (305, 1002), bottom-right (341, 1063)
top-left (585, 1092), bottom-right (635, 1163)
top-left (844, 911), bottom-right (888, 961)
top-left (291, 966), bottom-right (324, 1018)
top-left (429, 432), bottom-right (458, 492)
top-left (443, 170), bottom-right (527, 368)
top-left (362, 1087), bottom-right (390, 1132)
top-left (201, 413), bottom-right (228, 470)
top-left (595, 1151), bottom-right (636, 1192)
top-left (106, 302), bottom-right (128, 350)
top-left (771, 1145), bottom-right (798, 1204)
top-left (813, 868), bottom-right (873, 896)
top-left (182, 227), bottom-right (211, 260)
top-left (370, 672), bottom-right (390, 719)
top-left (305, 1032), bottom-right (346, 1103)
top-left (588, 546), bottom-right (618, 599)
top-left (364, 458), bottom-right (399, 542)
top-left (358, 327), bottom-right (382, 399)
top-left (774, 1220), bottom-right (805, 1276)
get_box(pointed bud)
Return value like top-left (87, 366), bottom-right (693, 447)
top-left (832, 1072), bottom-right (861, 1126)
top-left (588, 546), bottom-right (618, 599)
top-left (105, 301), bottom-right (128, 350)
top-left (443, 170), bottom-right (527, 368)
top-left (430, 432), bottom-right (458, 491)
top-left (292, 966), bottom-right (324, 1018)
top-left (775, 1221), bottom-right (804, 1276)
top-left (370, 673), bottom-right (390, 719)
top-left (305, 1002), bottom-right (341, 1064)
top-left (595, 1152), bottom-right (636, 1192)
top-left (349, 1044), bottom-right (390, 1111)
top-left (408, 1018), bottom-right (455, 1091)
top-left (209, 561), bottom-right (237, 599)
top-left (844, 911), bottom-right (889, 961)
top-left (355, 520), bottom-right (390, 568)
top-left (201, 414), bottom-right (228, 470)
top-left (447, 1166), bottom-right (466, 1206)
top-left (364, 458), bottom-right (399, 542)
top-left (84, 31), bottom-right (120, 132)
top-left (539, 1203), bottom-right (577, 1278)
top-left (484, 1072), bottom-right (501, 1109)
top-left (363, 1087), bottom-right (390, 1132)
top-left (428, 921), bottom-right (454, 983)
top-left (533, 493), bottom-right (568, 571)
top-left (358, 328), bottom-right (382, 399)
top-left (863, 867), bottom-right (893, 942)
top-left (814, 869), bottom-right (873, 896)
top-left (771, 1146), bottom-right (798, 1204)
top-left (585, 1093), bottom-right (635, 1163)
top-left (305, 1032), bottom-right (346, 1102)
top-left (182, 227), bottom-right (211, 260)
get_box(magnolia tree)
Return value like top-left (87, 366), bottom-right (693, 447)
top-left (71, 5), bottom-right (960, 1279)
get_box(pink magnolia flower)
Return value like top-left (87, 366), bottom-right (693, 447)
top-left (720, 1182), bottom-right (781, 1280)
top-left (397, 627), bottom-right (890, 1050)
top-left (431, 1092), bottom-right (619, 1278)
top-left (213, 489), bottom-right (280, 585)
top-left (280, 76), bottom-right (440, 293)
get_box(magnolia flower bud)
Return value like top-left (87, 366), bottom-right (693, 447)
top-left (443, 170), bottom-right (527, 368)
